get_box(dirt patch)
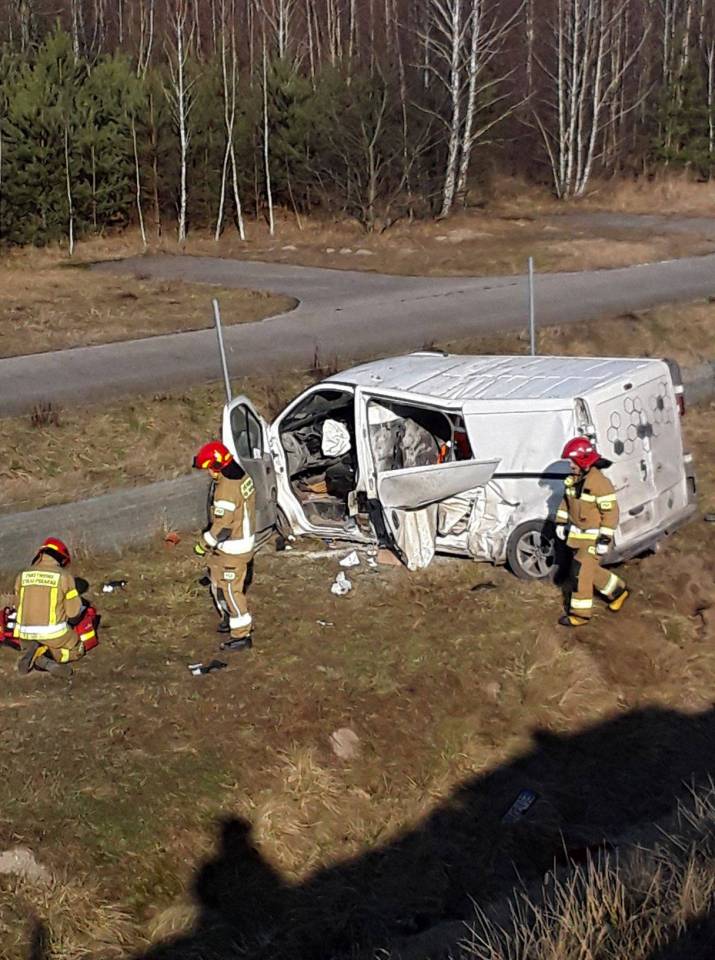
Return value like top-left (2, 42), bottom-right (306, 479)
top-left (0, 410), bottom-right (712, 959)
top-left (0, 251), bottom-right (295, 358)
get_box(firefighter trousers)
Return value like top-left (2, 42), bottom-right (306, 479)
top-left (569, 546), bottom-right (625, 620)
top-left (23, 629), bottom-right (85, 664)
top-left (208, 554), bottom-right (253, 639)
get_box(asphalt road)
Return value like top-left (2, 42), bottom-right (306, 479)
top-left (2, 242), bottom-right (715, 415)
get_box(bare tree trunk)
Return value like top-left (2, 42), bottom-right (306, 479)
top-left (148, 90), bottom-right (162, 237)
top-left (439, 0), bottom-right (463, 218)
top-left (216, 0), bottom-right (245, 240)
top-left (64, 123), bottom-right (75, 256)
top-left (707, 41), bottom-right (715, 165)
top-left (165, 0), bottom-right (196, 243)
top-left (131, 115), bottom-right (148, 248)
top-left (262, 34), bottom-right (275, 235)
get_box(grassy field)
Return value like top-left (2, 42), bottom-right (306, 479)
top-left (1, 296), bottom-right (713, 515)
top-left (0, 248), bottom-right (295, 358)
top-left (0, 407), bottom-right (712, 960)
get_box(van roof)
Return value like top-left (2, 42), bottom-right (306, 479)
top-left (327, 354), bottom-right (663, 403)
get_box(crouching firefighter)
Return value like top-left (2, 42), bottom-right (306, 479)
top-left (14, 537), bottom-right (99, 678)
top-left (193, 441), bottom-right (256, 652)
top-left (555, 437), bottom-right (629, 627)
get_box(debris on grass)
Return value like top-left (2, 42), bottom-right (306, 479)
top-left (330, 571), bottom-right (352, 596)
top-left (339, 551), bottom-right (360, 568)
top-left (501, 788), bottom-right (539, 824)
top-left (188, 660), bottom-right (228, 676)
top-left (164, 531), bottom-right (181, 547)
top-left (0, 847), bottom-right (52, 885)
top-left (329, 728), bottom-right (361, 760)
top-left (102, 579), bottom-right (128, 593)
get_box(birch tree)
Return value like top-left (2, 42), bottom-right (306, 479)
top-left (535, 0), bottom-right (649, 198)
top-left (215, 0), bottom-right (246, 240)
top-left (164, 0), bottom-right (196, 242)
top-left (262, 34), bottom-right (275, 234)
top-left (421, 0), bottom-right (522, 217)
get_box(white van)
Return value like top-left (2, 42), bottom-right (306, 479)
top-left (221, 354), bottom-right (697, 577)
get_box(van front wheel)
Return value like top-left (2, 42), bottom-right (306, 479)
top-left (507, 520), bottom-right (558, 580)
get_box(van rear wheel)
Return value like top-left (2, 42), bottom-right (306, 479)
top-left (507, 520), bottom-right (558, 580)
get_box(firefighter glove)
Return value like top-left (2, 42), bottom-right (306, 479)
top-left (555, 524), bottom-right (568, 541)
top-left (193, 541), bottom-right (207, 557)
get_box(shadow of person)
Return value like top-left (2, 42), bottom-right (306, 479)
top-left (136, 705), bottom-right (715, 960)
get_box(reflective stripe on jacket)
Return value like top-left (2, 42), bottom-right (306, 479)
top-left (13, 554), bottom-right (82, 640)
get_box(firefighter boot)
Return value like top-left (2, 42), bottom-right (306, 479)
top-left (34, 655), bottom-right (73, 679)
top-left (220, 635), bottom-right (253, 652)
top-left (17, 641), bottom-right (44, 675)
top-left (217, 611), bottom-right (231, 634)
top-left (558, 614), bottom-right (589, 628)
top-left (608, 585), bottom-right (630, 612)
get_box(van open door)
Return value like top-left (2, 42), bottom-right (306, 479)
top-left (222, 396), bottom-right (278, 542)
top-left (354, 387), bottom-right (499, 568)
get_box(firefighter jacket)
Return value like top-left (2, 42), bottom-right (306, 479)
top-left (13, 553), bottom-right (83, 642)
top-left (203, 462), bottom-right (256, 557)
top-left (556, 463), bottom-right (619, 547)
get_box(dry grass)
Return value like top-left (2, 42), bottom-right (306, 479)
top-left (459, 787), bottom-right (715, 960)
top-left (1, 295), bottom-right (713, 515)
top-left (0, 247), bottom-right (295, 358)
top-left (0, 408), bottom-right (711, 959)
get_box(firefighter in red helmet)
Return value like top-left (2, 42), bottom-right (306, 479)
top-left (554, 436), bottom-right (629, 627)
top-left (193, 441), bottom-right (256, 652)
top-left (13, 537), bottom-right (97, 678)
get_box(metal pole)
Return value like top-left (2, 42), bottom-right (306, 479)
top-left (212, 298), bottom-right (233, 403)
top-left (528, 256), bottom-right (536, 357)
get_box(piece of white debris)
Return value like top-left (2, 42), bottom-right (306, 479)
top-left (0, 847), bottom-right (52, 885)
top-left (366, 557), bottom-right (378, 568)
top-left (331, 571), bottom-right (352, 596)
top-left (330, 727), bottom-right (361, 760)
top-left (339, 551), bottom-right (360, 568)
top-left (317, 620), bottom-right (334, 627)
top-left (102, 579), bottom-right (128, 593)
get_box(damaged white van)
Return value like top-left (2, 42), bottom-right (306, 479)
top-left (221, 354), bottom-right (697, 578)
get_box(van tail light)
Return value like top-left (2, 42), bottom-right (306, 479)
top-left (675, 385), bottom-right (686, 417)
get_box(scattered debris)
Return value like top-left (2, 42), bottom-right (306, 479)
top-left (471, 581), bottom-right (497, 593)
top-left (325, 247), bottom-right (335, 253)
top-left (188, 660), bottom-right (228, 676)
top-left (354, 248), bottom-right (374, 257)
top-left (704, 513), bottom-right (715, 523)
top-left (502, 789), bottom-right (538, 823)
top-left (331, 571), bottom-right (352, 596)
top-left (338, 247), bottom-right (353, 255)
top-left (317, 620), bottom-right (334, 627)
top-left (339, 551), bottom-right (360, 568)
top-left (164, 531), bottom-right (181, 547)
top-left (102, 579), bottom-right (128, 593)
top-left (366, 557), bottom-right (378, 568)
top-left (330, 727), bottom-right (361, 760)
top-left (0, 847), bottom-right (52, 885)
top-left (483, 680), bottom-right (502, 703)
top-left (281, 244), bottom-right (297, 251)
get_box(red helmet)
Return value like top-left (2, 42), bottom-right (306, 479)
top-left (35, 536), bottom-right (71, 567)
top-left (193, 441), bottom-right (233, 472)
top-left (562, 436), bottom-right (600, 471)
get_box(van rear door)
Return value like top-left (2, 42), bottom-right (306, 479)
top-left (588, 366), bottom-right (688, 544)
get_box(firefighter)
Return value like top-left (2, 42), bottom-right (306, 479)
top-left (14, 537), bottom-right (96, 678)
top-left (555, 436), bottom-right (629, 627)
top-left (193, 441), bottom-right (256, 652)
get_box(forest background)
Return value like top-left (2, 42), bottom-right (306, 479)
top-left (0, 0), bottom-right (713, 249)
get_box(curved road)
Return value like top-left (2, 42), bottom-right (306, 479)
top-left (1, 238), bottom-right (715, 415)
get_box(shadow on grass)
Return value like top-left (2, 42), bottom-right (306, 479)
top-left (132, 704), bottom-right (715, 960)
